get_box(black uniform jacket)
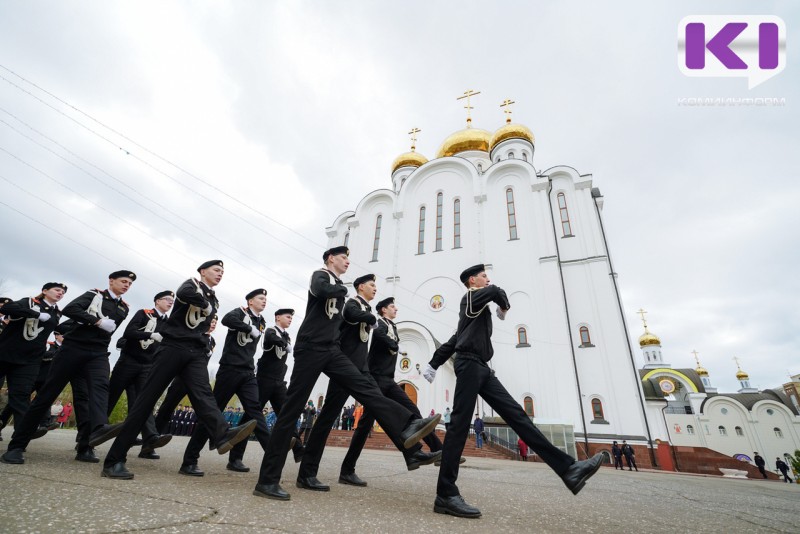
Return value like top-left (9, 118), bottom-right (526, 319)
top-left (367, 317), bottom-right (400, 378)
top-left (120, 309), bottom-right (168, 363)
top-left (339, 296), bottom-right (376, 371)
top-left (295, 268), bottom-right (348, 348)
top-left (257, 326), bottom-right (291, 381)
top-left (61, 289), bottom-right (128, 352)
top-left (160, 279), bottom-right (218, 350)
top-left (0, 296), bottom-right (62, 363)
top-left (219, 306), bottom-right (266, 371)
top-left (429, 285), bottom-right (510, 368)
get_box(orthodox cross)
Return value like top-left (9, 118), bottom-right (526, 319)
top-left (636, 308), bottom-right (648, 329)
top-left (408, 127), bottom-right (421, 151)
top-left (457, 89), bottom-right (481, 126)
top-left (500, 99), bottom-right (516, 123)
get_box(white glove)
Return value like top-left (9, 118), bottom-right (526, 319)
top-left (423, 364), bottom-right (436, 384)
top-left (203, 303), bottom-right (213, 316)
top-left (250, 326), bottom-right (261, 338)
top-left (285, 343), bottom-right (293, 354)
top-left (496, 307), bottom-right (507, 320)
top-left (38, 312), bottom-right (51, 322)
top-left (150, 332), bottom-right (163, 342)
top-left (97, 318), bottom-right (116, 333)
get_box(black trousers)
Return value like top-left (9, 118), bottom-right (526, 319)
top-left (154, 378), bottom-right (188, 435)
top-left (341, 374), bottom-right (437, 476)
top-left (103, 344), bottom-right (229, 468)
top-left (107, 354), bottom-right (158, 441)
top-left (624, 454), bottom-right (637, 470)
top-left (0, 360), bottom-right (55, 429)
top-left (229, 377), bottom-right (302, 463)
top-left (182, 365), bottom-right (270, 466)
top-left (257, 345), bottom-right (414, 485)
top-left (613, 454), bottom-right (623, 469)
top-left (0, 360), bottom-right (40, 430)
top-left (437, 358), bottom-right (575, 498)
top-left (299, 370), bottom-right (421, 479)
top-left (8, 345), bottom-right (110, 452)
top-left (71, 375), bottom-right (92, 452)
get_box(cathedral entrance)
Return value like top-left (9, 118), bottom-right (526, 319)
top-left (400, 382), bottom-right (418, 405)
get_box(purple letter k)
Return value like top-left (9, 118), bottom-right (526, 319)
top-left (686, 22), bottom-right (748, 70)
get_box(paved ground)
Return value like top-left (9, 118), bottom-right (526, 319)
top-left (1, 430), bottom-right (798, 533)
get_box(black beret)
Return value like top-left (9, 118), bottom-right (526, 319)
top-left (42, 282), bottom-right (68, 292)
top-left (376, 297), bottom-right (395, 312)
top-left (246, 288), bottom-right (267, 301)
top-left (323, 246), bottom-right (349, 262)
top-left (274, 308), bottom-right (295, 316)
top-left (0, 297), bottom-right (12, 306)
top-left (353, 274), bottom-right (376, 289)
top-left (459, 264), bottom-right (485, 285)
top-left (197, 260), bottom-right (224, 272)
top-left (109, 270), bottom-right (137, 281)
top-left (154, 290), bottom-right (175, 301)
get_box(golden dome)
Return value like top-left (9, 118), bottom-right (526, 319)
top-left (490, 122), bottom-right (535, 151)
top-left (695, 366), bottom-right (709, 377)
top-left (391, 150), bottom-right (428, 174)
top-left (639, 330), bottom-right (661, 347)
top-left (736, 369), bottom-right (749, 380)
top-left (436, 127), bottom-right (492, 158)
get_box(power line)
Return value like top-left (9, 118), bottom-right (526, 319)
top-left (0, 67), bottom-right (561, 345)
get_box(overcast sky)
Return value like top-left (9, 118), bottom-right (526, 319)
top-left (1, 2), bottom-right (797, 393)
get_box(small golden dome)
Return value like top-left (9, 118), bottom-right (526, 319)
top-left (736, 369), bottom-right (749, 380)
top-left (436, 127), bottom-right (492, 158)
top-left (695, 366), bottom-right (709, 377)
top-left (391, 150), bottom-right (428, 174)
top-left (490, 122), bottom-right (535, 151)
top-left (639, 331), bottom-right (661, 347)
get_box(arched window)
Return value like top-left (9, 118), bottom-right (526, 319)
top-left (718, 426), bottom-right (727, 436)
top-left (775, 427), bottom-right (783, 438)
top-left (371, 215), bottom-right (382, 262)
top-left (517, 327), bottom-right (530, 348)
top-left (453, 199), bottom-right (461, 249)
top-left (401, 177), bottom-right (407, 188)
top-left (735, 426), bottom-right (744, 436)
top-left (522, 152), bottom-right (528, 162)
top-left (686, 425), bottom-right (695, 435)
top-left (343, 231), bottom-right (350, 248)
top-left (557, 192), bottom-right (573, 236)
top-left (506, 188), bottom-right (518, 240)
top-left (579, 326), bottom-right (592, 346)
top-left (417, 206), bottom-right (426, 254)
top-left (435, 193), bottom-right (443, 251)
top-left (508, 151), bottom-right (515, 159)
top-left (477, 163), bottom-right (483, 173)
top-left (591, 398), bottom-right (604, 420)
top-left (523, 396), bottom-right (534, 417)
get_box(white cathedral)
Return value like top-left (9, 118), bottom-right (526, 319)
top-left (321, 100), bottom-right (652, 459)
top-left (312, 98), bottom-right (800, 471)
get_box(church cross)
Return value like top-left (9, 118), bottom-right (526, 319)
top-left (636, 308), bottom-right (648, 329)
top-left (408, 127), bottom-right (421, 151)
top-left (733, 356), bottom-right (742, 370)
top-left (500, 99), bottom-right (516, 123)
top-left (457, 89), bottom-right (481, 126)
top-left (691, 350), bottom-right (700, 365)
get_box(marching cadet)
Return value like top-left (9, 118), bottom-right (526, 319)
top-left (339, 296), bottom-right (443, 487)
top-left (0, 284), bottom-right (66, 441)
top-left (424, 265), bottom-right (604, 518)
top-left (106, 290), bottom-right (175, 460)
top-left (101, 261), bottom-right (256, 479)
top-left (227, 308), bottom-right (305, 468)
top-left (253, 247), bottom-right (440, 501)
top-left (179, 289), bottom-right (271, 476)
top-left (2, 273), bottom-right (135, 465)
top-left (298, 276), bottom-right (439, 491)
top-left (154, 316), bottom-right (217, 434)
